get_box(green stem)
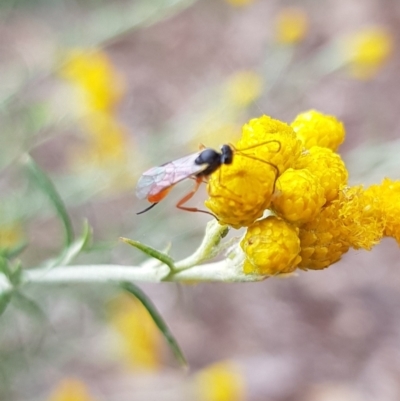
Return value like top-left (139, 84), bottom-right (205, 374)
top-left (175, 220), bottom-right (229, 270)
top-left (8, 258), bottom-right (264, 293)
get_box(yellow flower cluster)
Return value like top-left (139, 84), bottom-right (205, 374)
top-left (60, 49), bottom-right (133, 181)
top-left (205, 111), bottom-right (397, 275)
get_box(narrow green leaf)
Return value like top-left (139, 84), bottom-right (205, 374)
top-left (9, 260), bottom-right (23, 286)
top-left (0, 257), bottom-right (10, 280)
top-left (0, 241), bottom-right (27, 260)
top-left (120, 237), bottom-right (176, 271)
top-left (121, 282), bottom-right (187, 368)
top-left (44, 220), bottom-right (92, 269)
top-left (0, 292), bottom-right (12, 316)
top-left (22, 154), bottom-right (74, 245)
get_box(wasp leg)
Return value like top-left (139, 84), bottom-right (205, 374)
top-left (176, 177), bottom-right (217, 219)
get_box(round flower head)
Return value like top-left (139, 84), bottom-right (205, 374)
top-left (339, 185), bottom-right (384, 250)
top-left (241, 216), bottom-right (301, 275)
top-left (272, 168), bottom-right (326, 224)
top-left (295, 146), bottom-right (348, 202)
top-left (205, 153), bottom-right (277, 228)
top-left (366, 178), bottom-right (400, 245)
top-left (291, 110), bottom-right (345, 151)
top-left (298, 201), bottom-right (350, 270)
top-left (237, 115), bottom-right (302, 175)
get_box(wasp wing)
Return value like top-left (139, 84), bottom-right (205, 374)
top-left (136, 151), bottom-right (209, 200)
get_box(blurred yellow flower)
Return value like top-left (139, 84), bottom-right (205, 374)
top-left (0, 223), bottom-right (24, 252)
top-left (343, 27), bottom-right (394, 80)
top-left (69, 111), bottom-right (136, 192)
top-left (80, 112), bottom-right (130, 165)
top-left (60, 49), bottom-right (125, 113)
top-left (225, 71), bottom-right (263, 108)
top-left (275, 7), bottom-right (308, 44)
top-left (60, 48), bottom-right (136, 191)
top-left (108, 294), bottom-right (162, 371)
top-left (223, 0), bottom-right (255, 7)
top-left (48, 379), bottom-right (97, 401)
top-left (194, 361), bottom-right (246, 401)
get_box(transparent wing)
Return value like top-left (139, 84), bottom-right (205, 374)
top-left (136, 152), bottom-right (208, 199)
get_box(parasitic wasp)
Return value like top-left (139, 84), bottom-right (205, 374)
top-left (136, 141), bottom-right (281, 216)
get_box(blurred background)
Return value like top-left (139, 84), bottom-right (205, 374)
top-left (1, 0), bottom-right (400, 400)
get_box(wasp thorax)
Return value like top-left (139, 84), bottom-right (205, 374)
top-left (195, 149), bottom-right (221, 165)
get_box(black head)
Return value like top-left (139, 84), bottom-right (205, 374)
top-left (195, 145), bottom-right (234, 177)
top-left (220, 144), bottom-right (233, 165)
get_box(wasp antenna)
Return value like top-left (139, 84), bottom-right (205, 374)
top-left (137, 203), bottom-right (158, 215)
top-left (236, 139), bottom-right (282, 153)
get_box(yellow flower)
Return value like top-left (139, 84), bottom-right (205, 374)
top-left (339, 185), bottom-right (384, 250)
top-left (194, 361), bottom-right (246, 401)
top-left (0, 222), bottom-right (24, 252)
top-left (48, 379), bottom-right (97, 401)
top-left (343, 27), bottom-right (394, 80)
top-left (241, 216), bottom-right (301, 275)
top-left (298, 184), bottom-right (385, 269)
top-left (223, 0), bottom-right (255, 7)
top-left (295, 146), bottom-right (348, 202)
top-left (238, 115), bottom-right (302, 174)
top-left (108, 294), bottom-right (162, 371)
top-left (291, 110), bottom-right (346, 151)
top-left (272, 168), bottom-right (326, 224)
top-left (366, 178), bottom-right (400, 245)
top-left (60, 49), bottom-right (125, 112)
top-left (275, 7), bottom-right (308, 44)
top-left (298, 201), bottom-right (350, 270)
top-left (225, 71), bottom-right (263, 108)
top-left (205, 153), bottom-right (277, 228)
